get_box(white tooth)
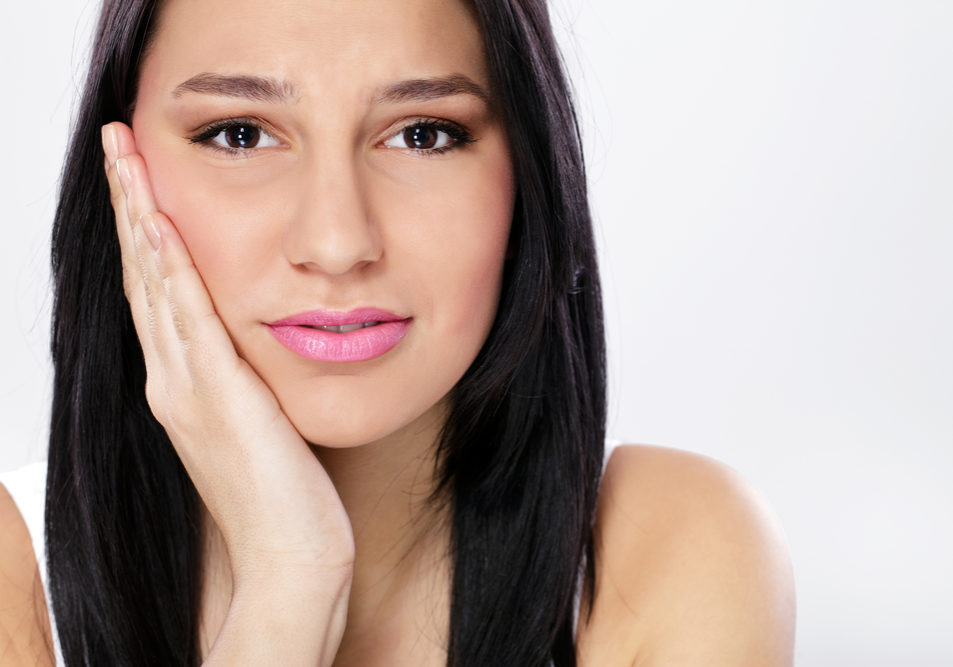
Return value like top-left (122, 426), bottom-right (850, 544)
top-left (313, 321), bottom-right (380, 333)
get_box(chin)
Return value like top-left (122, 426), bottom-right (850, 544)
top-left (300, 426), bottom-right (390, 449)
top-left (286, 409), bottom-right (399, 449)
top-left (280, 391), bottom-right (448, 451)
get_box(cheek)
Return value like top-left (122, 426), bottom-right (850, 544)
top-left (430, 203), bottom-right (510, 337)
top-left (378, 150), bottom-right (515, 336)
top-left (134, 133), bottom-right (291, 311)
top-left (436, 165), bottom-right (513, 336)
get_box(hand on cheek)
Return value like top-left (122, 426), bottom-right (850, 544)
top-left (100, 121), bottom-right (355, 603)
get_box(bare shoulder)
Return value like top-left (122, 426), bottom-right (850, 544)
top-left (577, 445), bottom-right (795, 667)
top-left (0, 481), bottom-right (55, 666)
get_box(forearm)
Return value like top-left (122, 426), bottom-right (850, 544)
top-left (204, 572), bottom-right (351, 666)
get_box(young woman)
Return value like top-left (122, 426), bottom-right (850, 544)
top-left (0, 0), bottom-right (795, 664)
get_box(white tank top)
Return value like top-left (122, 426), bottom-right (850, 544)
top-left (2, 441), bottom-right (620, 666)
top-left (0, 461), bottom-right (65, 665)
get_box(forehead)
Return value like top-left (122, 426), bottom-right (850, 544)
top-left (142, 0), bottom-right (488, 100)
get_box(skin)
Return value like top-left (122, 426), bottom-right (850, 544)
top-left (130, 0), bottom-right (514, 654)
top-left (0, 0), bottom-right (796, 664)
top-left (131, 0), bottom-right (514, 450)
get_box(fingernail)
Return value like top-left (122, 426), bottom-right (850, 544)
top-left (102, 125), bottom-right (119, 164)
top-left (140, 213), bottom-right (162, 250)
top-left (117, 158), bottom-right (131, 194)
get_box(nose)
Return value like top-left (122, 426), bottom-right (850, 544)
top-left (281, 157), bottom-right (382, 275)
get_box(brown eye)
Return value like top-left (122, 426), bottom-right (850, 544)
top-left (197, 120), bottom-right (281, 154)
top-left (225, 124), bottom-right (260, 148)
top-left (383, 121), bottom-right (464, 152)
top-left (402, 125), bottom-right (437, 149)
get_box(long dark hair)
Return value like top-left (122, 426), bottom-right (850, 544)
top-left (46, 1), bottom-right (605, 665)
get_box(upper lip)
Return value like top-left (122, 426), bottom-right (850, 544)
top-left (267, 308), bottom-right (407, 327)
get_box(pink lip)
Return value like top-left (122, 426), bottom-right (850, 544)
top-left (266, 308), bottom-right (411, 363)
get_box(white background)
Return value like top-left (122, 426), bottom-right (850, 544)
top-left (1, 1), bottom-right (951, 665)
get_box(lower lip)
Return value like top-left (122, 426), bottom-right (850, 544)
top-left (267, 320), bottom-right (411, 363)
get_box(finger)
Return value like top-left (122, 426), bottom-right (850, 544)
top-left (105, 125), bottom-right (244, 396)
top-left (117, 153), bottom-right (160, 235)
top-left (102, 126), bottom-right (161, 367)
top-left (105, 158), bottom-right (138, 295)
top-left (116, 153), bottom-right (193, 378)
top-left (116, 151), bottom-right (239, 388)
top-left (145, 210), bottom-right (245, 390)
top-left (101, 122), bottom-right (122, 170)
top-left (103, 122), bottom-right (142, 233)
top-left (102, 122), bottom-right (137, 235)
top-left (102, 123), bottom-right (143, 289)
top-left (102, 125), bottom-right (134, 260)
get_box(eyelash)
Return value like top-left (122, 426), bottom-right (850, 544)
top-left (394, 118), bottom-right (476, 157)
top-left (188, 117), bottom-right (273, 158)
top-left (187, 116), bottom-right (476, 158)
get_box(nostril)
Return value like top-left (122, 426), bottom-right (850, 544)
top-left (282, 222), bottom-right (382, 275)
top-left (280, 167), bottom-right (381, 273)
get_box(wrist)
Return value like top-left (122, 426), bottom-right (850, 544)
top-left (205, 567), bottom-right (352, 666)
top-left (232, 560), bottom-right (353, 605)
top-left (225, 536), bottom-right (355, 588)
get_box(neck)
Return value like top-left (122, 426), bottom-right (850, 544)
top-left (312, 407), bottom-right (449, 603)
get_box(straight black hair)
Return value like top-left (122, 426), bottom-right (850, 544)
top-left (46, 1), bottom-right (606, 665)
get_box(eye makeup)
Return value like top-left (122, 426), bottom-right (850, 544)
top-left (187, 115), bottom-right (477, 159)
top-left (187, 116), bottom-right (284, 158)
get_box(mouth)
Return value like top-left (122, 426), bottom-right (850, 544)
top-left (300, 321), bottom-right (383, 334)
top-left (266, 308), bottom-right (411, 363)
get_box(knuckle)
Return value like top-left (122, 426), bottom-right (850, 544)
top-left (143, 378), bottom-right (166, 419)
top-left (155, 255), bottom-right (174, 284)
top-left (158, 254), bottom-right (183, 281)
top-left (142, 273), bottom-right (162, 306)
top-left (145, 306), bottom-right (161, 337)
top-left (145, 377), bottom-right (189, 436)
top-left (171, 303), bottom-right (194, 341)
top-left (120, 267), bottom-right (137, 301)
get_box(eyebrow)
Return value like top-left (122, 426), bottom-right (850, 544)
top-left (171, 73), bottom-right (299, 102)
top-left (374, 75), bottom-right (491, 105)
top-left (171, 72), bottom-right (490, 106)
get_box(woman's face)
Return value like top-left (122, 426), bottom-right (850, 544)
top-left (132, 0), bottom-right (514, 446)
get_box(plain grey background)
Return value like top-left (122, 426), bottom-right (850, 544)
top-left (1, 1), bottom-right (951, 665)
